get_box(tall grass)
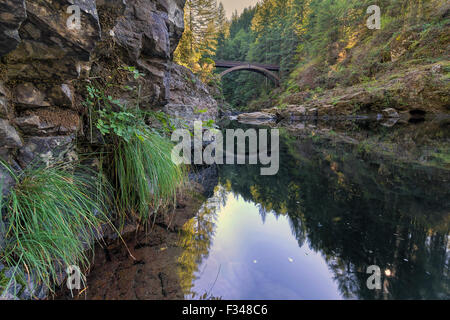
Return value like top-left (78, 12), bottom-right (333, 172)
top-left (112, 131), bottom-right (185, 223)
top-left (85, 81), bottom-right (186, 224)
top-left (0, 161), bottom-right (111, 291)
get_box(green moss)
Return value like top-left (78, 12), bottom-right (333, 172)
top-left (0, 269), bottom-right (9, 293)
top-left (430, 150), bottom-right (450, 168)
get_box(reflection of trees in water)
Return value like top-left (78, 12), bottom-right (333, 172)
top-left (176, 185), bottom-right (228, 298)
top-left (218, 133), bottom-right (450, 300)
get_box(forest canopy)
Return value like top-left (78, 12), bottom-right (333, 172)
top-left (175, 0), bottom-right (449, 108)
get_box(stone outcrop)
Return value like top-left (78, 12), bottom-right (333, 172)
top-left (382, 108), bottom-right (400, 119)
top-left (275, 63), bottom-right (449, 121)
top-left (0, 0), bottom-right (217, 184)
top-left (163, 63), bottom-right (218, 127)
top-left (0, 0), bottom-right (217, 299)
top-left (236, 111), bottom-right (276, 126)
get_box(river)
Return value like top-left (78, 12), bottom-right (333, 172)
top-left (179, 118), bottom-right (449, 300)
top-left (58, 117), bottom-right (449, 300)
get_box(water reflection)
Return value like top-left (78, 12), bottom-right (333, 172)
top-left (178, 121), bottom-right (450, 300)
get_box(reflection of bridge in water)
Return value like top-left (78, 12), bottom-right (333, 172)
top-left (214, 60), bottom-right (280, 86)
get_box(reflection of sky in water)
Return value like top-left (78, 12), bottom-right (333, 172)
top-left (188, 194), bottom-right (342, 300)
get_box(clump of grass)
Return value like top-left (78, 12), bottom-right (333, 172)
top-left (0, 161), bottom-right (111, 291)
top-left (113, 131), bottom-right (185, 222)
top-left (84, 72), bottom-right (186, 225)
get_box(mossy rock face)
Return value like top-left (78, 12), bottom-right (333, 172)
top-left (0, 267), bottom-right (22, 300)
top-left (0, 265), bottom-right (49, 300)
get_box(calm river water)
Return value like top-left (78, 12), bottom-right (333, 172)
top-left (178, 119), bottom-right (450, 300)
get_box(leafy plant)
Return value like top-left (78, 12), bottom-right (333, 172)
top-left (194, 107), bottom-right (208, 114)
top-left (96, 107), bottom-right (137, 141)
top-left (119, 66), bottom-right (145, 80)
top-left (202, 119), bottom-right (216, 129)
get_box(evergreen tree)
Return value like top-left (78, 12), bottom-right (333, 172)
top-left (177, 0), bottom-right (445, 108)
top-left (175, 0), bottom-right (222, 80)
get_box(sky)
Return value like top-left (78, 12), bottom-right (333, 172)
top-left (221, 0), bottom-right (260, 18)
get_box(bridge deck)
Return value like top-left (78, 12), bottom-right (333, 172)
top-left (215, 60), bottom-right (280, 71)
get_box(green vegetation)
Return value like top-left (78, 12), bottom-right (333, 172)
top-left (174, 0), bottom-right (228, 82)
top-left (112, 132), bottom-right (185, 222)
top-left (0, 162), bottom-right (110, 292)
top-left (0, 65), bottom-right (186, 297)
top-left (84, 67), bottom-right (186, 225)
top-left (175, 0), bottom-right (449, 109)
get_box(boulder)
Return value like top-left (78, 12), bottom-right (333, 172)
top-left (306, 108), bottom-right (318, 117)
top-left (109, 0), bottom-right (187, 106)
top-left (236, 112), bottom-right (277, 126)
top-left (287, 105), bottom-right (307, 117)
top-left (17, 135), bottom-right (76, 168)
top-left (382, 108), bottom-right (400, 118)
top-left (0, 119), bottom-right (22, 149)
top-left (381, 118), bottom-right (399, 127)
top-left (48, 83), bottom-right (75, 109)
top-left (113, 1), bottom-right (170, 61)
top-left (237, 112), bottom-right (276, 121)
top-left (14, 82), bottom-right (49, 108)
top-left (3, 0), bottom-right (101, 80)
top-left (112, 0), bottom-right (185, 61)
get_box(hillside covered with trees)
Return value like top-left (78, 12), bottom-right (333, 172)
top-left (175, 0), bottom-right (449, 111)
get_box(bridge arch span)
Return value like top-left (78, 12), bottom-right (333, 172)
top-left (219, 64), bottom-right (280, 87)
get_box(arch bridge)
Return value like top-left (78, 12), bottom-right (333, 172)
top-left (215, 60), bottom-right (280, 86)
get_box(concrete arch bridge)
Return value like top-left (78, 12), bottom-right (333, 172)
top-left (214, 60), bottom-right (280, 86)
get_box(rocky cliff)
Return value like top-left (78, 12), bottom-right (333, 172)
top-left (0, 0), bottom-right (217, 299)
top-left (0, 0), bottom-right (217, 195)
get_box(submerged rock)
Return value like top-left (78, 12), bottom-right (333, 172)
top-left (238, 112), bottom-right (276, 121)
